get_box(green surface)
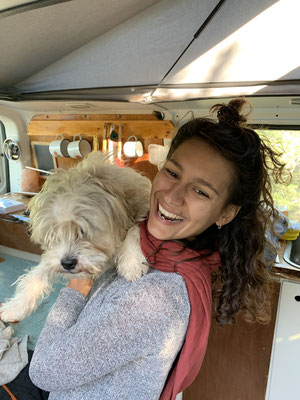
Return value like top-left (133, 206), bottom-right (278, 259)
top-left (0, 253), bottom-right (64, 350)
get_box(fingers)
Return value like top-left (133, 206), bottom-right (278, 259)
top-left (67, 277), bottom-right (94, 297)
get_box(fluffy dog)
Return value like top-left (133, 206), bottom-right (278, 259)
top-left (0, 152), bottom-right (151, 323)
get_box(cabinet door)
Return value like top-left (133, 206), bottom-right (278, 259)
top-left (183, 282), bottom-right (279, 400)
top-left (0, 219), bottom-right (42, 255)
top-left (266, 280), bottom-right (300, 400)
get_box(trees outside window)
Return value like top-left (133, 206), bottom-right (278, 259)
top-left (257, 130), bottom-right (300, 222)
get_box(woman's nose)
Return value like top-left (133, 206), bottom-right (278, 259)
top-left (164, 183), bottom-right (185, 206)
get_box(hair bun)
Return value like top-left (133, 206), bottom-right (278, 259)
top-left (213, 98), bottom-right (249, 125)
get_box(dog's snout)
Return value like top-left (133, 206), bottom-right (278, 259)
top-left (61, 257), bottom-right (78, 270)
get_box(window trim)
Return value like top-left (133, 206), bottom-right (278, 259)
top-left (0, 121), bottom-right (10, 193)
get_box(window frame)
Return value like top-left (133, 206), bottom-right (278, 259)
top-left (0, 121), bottom-right (9, 194)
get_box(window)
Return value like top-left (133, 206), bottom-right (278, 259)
top-left (256, 129), bottom-right (300, 222)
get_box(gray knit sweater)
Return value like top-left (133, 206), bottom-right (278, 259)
top-left (29, 268), bottom-right (190, 400)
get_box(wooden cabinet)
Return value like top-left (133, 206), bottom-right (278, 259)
top-left (0, 217), bottom-right (41, 255)
top-left (183, 282), bottom-right (280, 400)
top-left (0, 194), bottom-right (42, 255)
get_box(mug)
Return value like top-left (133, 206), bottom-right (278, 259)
top-left (67, 135), bottom-right (92, 159)
top-left (123, 136), bottom-right (143, 158)
top-left (49, 135), bottom-right (71, 157)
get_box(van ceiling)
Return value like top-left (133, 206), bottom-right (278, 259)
top-left (1, 0), bottom-right (300, 104)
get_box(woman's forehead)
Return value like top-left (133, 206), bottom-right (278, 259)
top-left (170, 138), bottom-right (222, 165)
top-left (168, 139), bottom-right (235, 193)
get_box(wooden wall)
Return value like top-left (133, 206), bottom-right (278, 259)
top-left (27, 113), bottom-right (174, 182)
top-left (183, 282), bottom-right (280, 400)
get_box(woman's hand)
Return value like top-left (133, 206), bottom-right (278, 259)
top-left (67, 277), bottom-right (94, 297)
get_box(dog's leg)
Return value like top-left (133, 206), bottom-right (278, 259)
top-left (0, 259), bottom-right (54, 323)
top-left (116, 225), bottom-right (149, 282)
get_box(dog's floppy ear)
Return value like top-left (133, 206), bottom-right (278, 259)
top-left (115, 165), bottom-right (151, 223)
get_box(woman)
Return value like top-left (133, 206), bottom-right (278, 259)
top-left (29, 99), bottom-right (287, 400)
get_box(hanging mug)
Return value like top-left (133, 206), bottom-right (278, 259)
top-left (49, 135), bottom-right (71, 157)
top-left (123, 136), bottom-right (143, 158)
top-left (67, 135), bottom-right (92, 159)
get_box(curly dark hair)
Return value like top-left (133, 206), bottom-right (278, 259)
top-left (167, 98), bottom-right (288, 325)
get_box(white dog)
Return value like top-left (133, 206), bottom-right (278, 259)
top-left (0, 152), bottom-right (151, 323)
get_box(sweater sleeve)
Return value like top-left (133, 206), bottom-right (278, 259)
top-left (29, 276), bottom-right (189, 392)
top-left (33, 287), bottom-right (88, 346)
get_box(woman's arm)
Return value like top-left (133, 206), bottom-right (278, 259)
top-left (29, 275), bottom-right (189, 392)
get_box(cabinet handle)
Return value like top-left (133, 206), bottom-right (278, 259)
top-left (295, 296), bottom-right (300, 302)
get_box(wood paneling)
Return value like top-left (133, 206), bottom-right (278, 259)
top-left (183, 282), bottom-right (280, 400)
top-left (27, 114), bottom-right (169, 180)
top-left (28, 114), bottom-right (173, 139)
top-left (0, 219), bottom-right (42, 255)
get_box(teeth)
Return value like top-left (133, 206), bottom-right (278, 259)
top-left (158, 203), bottom-right (183, 221)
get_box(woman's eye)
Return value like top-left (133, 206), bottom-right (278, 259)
top-left (194, 188), bottom-right (209, 198)
top-left (166, 168), bottom-right (178, 178)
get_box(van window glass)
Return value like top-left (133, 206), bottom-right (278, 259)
top-left (257, 129), bottom-right (300, 222)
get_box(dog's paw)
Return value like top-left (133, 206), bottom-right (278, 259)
top-left (0, 302), bottom-right (25, 323)
top-left (119, 259), bottom-right (149, 282)
top-left (116, 225), bottom-right (149, 282)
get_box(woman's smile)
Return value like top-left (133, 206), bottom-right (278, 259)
top-left (157, 202), bottom-right (184, 223)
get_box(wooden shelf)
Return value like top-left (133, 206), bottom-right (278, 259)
top-left (28, 114), bottom-right (174, 140)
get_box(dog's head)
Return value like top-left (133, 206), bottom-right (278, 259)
top-left (28, 152), bottom-right (151, 277)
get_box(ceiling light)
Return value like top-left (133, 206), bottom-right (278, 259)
top-left (66, 103), bottom-right (94, 110)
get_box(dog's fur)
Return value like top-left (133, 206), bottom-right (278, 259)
top-left (0, 152), bottom-right (151, 322)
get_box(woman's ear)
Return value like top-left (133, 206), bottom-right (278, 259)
top-left (216, 204), bottom-right (241, 227)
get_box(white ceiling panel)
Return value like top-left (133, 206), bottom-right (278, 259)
top-left (13, 0), bottom-right (219, 93)
top-left (163, 0), bottom-right (299, 88)
top-left (1, 0), bottom-right (300, 102)
top-left (0, 0), bottom-right (160, 89)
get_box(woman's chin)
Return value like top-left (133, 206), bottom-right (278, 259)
top-left (147, 217), bottom-right (181, 241)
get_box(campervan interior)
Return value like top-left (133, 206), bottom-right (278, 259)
top-left (0, 0), bottom-right (299, 399)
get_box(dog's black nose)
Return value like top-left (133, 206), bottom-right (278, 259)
top-left (61, 257), bottom-right (78, 270)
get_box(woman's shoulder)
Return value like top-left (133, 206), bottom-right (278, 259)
top-left (122, 268), bottom-right (190, 317)
top-left (92, 267), bottom-right (190, 317)
top-left (141, 267), bottom-right (188, 293)
top-left (85, 268), bottom-right (190, 335)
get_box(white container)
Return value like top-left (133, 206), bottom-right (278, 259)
top-left (49, 135), bottom-right (70, 157)
top-left (67, 135), bottom-right (91, 159)
top-left (123, 136), bottom-right (143, 158)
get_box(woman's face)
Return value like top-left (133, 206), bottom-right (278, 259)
top-left (147, 138), bottom-right (240, 240)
